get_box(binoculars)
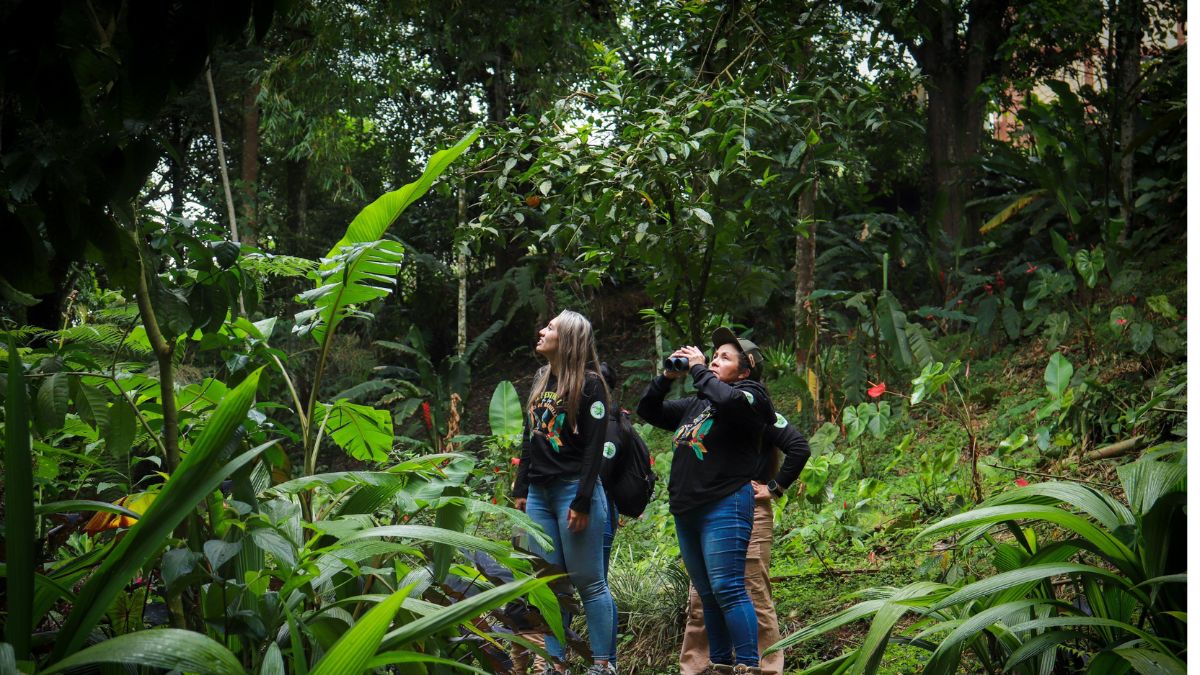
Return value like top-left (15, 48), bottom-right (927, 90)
top-left (663, 356), bottom-right (690, 372)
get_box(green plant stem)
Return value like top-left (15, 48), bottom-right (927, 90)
top-left (271, 353), bottom-right (309, 443)
top-left (134, 265), bottom-right (180, 473)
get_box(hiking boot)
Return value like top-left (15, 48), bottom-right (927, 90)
top-left (540, 665), bottom-right (570, 675)
top-left (730, 666), bottom-right (762, 675)
top-left (585, 663), bottom-right (617, 675)
top-left (708, 665), bottom-right (734, 674)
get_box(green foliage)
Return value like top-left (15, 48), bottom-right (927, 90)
top-left (774, 450), bottom-right (1187, 673)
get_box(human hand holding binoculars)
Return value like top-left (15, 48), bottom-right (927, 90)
top-left (662, 346), bottom-right (706, 378)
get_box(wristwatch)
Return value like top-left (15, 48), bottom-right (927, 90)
top-left (767, 479), bottom-right (784, 498)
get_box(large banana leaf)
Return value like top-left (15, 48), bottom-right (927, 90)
top-left (310, 585), bottom-right (416, 675)
top-left (293, 239), bottom-right (406, 345)
top-left (40, 629), bottom-right (245, 675)
top-left (332, 129), bottom-right (479, 250)
top-left (51, 368), bottom-right (272, 660)
top-left (297, 129), bottom-right (480, 346)
top-left (313, 399), bottom-right (394, 462)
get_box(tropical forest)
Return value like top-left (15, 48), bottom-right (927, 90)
top-left (0, 0), bottom-right (1188, 673)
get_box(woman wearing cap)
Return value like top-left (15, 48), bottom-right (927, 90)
top-left (513, 310), bottom-right (618, 675)
top-left (636, 328), bottom-right (776, 675)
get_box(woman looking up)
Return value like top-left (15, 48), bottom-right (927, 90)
top-left (637, 328), bottom-right (776, 675)
top-left (512, 310), bottom-right (618, 675)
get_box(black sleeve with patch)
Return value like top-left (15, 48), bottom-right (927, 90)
top-left (765, 413), bottom-right (811, 491)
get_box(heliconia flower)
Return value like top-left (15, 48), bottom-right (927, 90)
top-left (421, 401), bottom-right (433, 430)
top-left (1025, 263), bottom-right (1038, 274)
top-left (867, 381), bottom-right (886, 399)
top-left (511, 457), bottom-right (520, 465)
top-left (1015, 477), bottom-right (1029, 487)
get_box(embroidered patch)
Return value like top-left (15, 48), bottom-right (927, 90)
top-left (774, 412), bottom-right (788, 429)
top-left (743, 390), bottom-right (755, 405)
top-left (590, 401), bottom-right (606, 419)
top-left (603, 441), bottom-right (617, 459)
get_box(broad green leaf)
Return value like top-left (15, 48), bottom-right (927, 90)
top-left (1074, 248), bottom-right (1105, 288)
top-left (310, 585), bottom-right (415, 675)
top-left (315, 400), bottom-right (394, 463)
top-left (1001, 304), bottom-right (1021, 340)
top-left (1144, 295), bottom-right (1179, 320)
top-left (843, 404), bottom-right (867, 442)
top-left (4, 337), bottom-right (33, 659)
top-left (876, 291), bottom-right (913, 368)
top-left (293, 239), bottom-right (405, 345)
top-left (1044, 353), bottom-right (1073, 399)
top-left (693, 207), bottom-right (713, 225)
top-left (42, 629), bottom-right (245, 675)
top-left (1050, 231), bottom-right (1071, 267)
top-left (917, 505), bottom-right (1138, 577)
top-left (335, 130), bottom-right (479, 249)
top-left (925, 600), bottom-right (1048, 675)
top-left (345, 524), bottom-right (515, 562)
top-left (1003, 630), bottom-right (1083, 672)
top-left (852, 582), bottom-right (945, 673)
top-left (52, 369), bottom-right (272, 660)
top-left (1112, 647), bottom-right (1186, 675)
top-left (36, 371), bottom-right (69, 430)
top-left (997, 431), bottom-right (1028, 453)
top-left (1129, 322), bottom-right (1154, 354)
top-left (260, 643), bottom-right (285, 675)
top-left (1006, 617), bottom-right (1170, 654)
top-left (488, 380), bottom-right (523, 439)
top-left (432, 488), bottom-right (468, 583)
top-left (34, 499), bottom-right (141, 520)
top-left (931, 564), bottom-right (1126, 611)
top-left (1117, 459), bottom-right (1186, 517)
top-left (980, 190), bottom-right (1045, 235)
top-left (382, 576), bottom-right (555, 649)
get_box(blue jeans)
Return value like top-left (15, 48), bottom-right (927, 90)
top-left (603, 497), bottom-right (619, 662)
top-left (673, 483), bottom-right (757, 666)
top-left (526, 478), bottom-right (617, 662)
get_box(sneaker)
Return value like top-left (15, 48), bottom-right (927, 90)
top-left (585, 664), bottom-right (617, 675)
top-left (540, 666), bottom-right (570, 675)
top-left (730, 666), bottom-right (761, 675)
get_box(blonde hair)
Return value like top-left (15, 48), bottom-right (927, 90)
top-left (527, 310), bottom-right (608, 431)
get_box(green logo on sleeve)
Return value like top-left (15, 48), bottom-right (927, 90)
top-left (743, 391), bottom-right (755, 405)
top-left (603, 441), bottom-right (617, 458)
top-left (590, 401), bottom-right (606, 419)
top-left (774, 412), bottom-right (788, 429)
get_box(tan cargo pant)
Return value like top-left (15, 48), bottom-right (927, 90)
top-left (679, 481), bottom-right (783, 675)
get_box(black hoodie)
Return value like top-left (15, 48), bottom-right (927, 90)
top-left (637, 364), bottom-right (775, 514)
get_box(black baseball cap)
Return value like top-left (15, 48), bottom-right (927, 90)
top-left (711, 327), bottom-right (764, 380)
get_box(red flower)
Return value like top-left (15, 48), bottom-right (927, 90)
top-left (957, 299), bottom-right (965, 306)
top-left (1129, 295), bottom-right (1137, 303)
top-left (421, 401), bottom-right (433, 430)
top-left (867, 353), bottom-right (876, 360)
top-left (510, 457), bottom-right (520, 465)
top-left (843, 501), bottom-right (849, 510)
top-left (1015, 477), bottom-right (1029, 487)
top-left (491, 497), bottom-right (498, 504)
top-left (649, 457), bottom-right (655, 466)
top-left (994, 271), bottom-right (1006, 290)
top-left (983, 283), bottom-right (994, 295)
top-left (867, 382), bottom-right (886, 399)
top-left (1116, 318), bottom-right (1128, 326)
top-left (1025, 263), bottom-right (1038, 274)
top-left (868, 550), bottom-right (877, 564)
top-left (493, 466), bottom-right (501, 473)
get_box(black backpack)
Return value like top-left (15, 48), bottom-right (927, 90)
top-left (606, 410), bottom-right (657, 518)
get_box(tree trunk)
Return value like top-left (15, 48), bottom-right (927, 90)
top-left (1115, 0), bottom-right (1143, 242)
top-left (285, 157), bottom-right (309, 252)
top-left (793, 165), bottom-right (818, 372)
top-left (166, 117), bottom-right (189, 218)
top-left (240, 80), bottom-right (261, 248)
top-left (913, 0), bottom-right (1010, 254)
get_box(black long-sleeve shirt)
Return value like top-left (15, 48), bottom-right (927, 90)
top-left (512, 373), bottom-right (607, 513)
top-left (636, 365), bottom-right (774, 514)
top-left (761, 412), bottom-right (811, 490)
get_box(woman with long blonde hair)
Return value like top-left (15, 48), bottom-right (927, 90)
top-left (513, 310), bottom-right (617, 675)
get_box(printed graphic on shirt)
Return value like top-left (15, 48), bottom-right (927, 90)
top-left (603, 441), bottom-right (617, 459)
top-left (774, 412), bottom-right (788, 428)
top-left (674, 405), bottom-right (715, 461)
top-left (529, 391), bottom-right (566, 453)
top-left (591, 400), bottom-right (606, 419)
top-left (743, 391), bottom-right (755, 406)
